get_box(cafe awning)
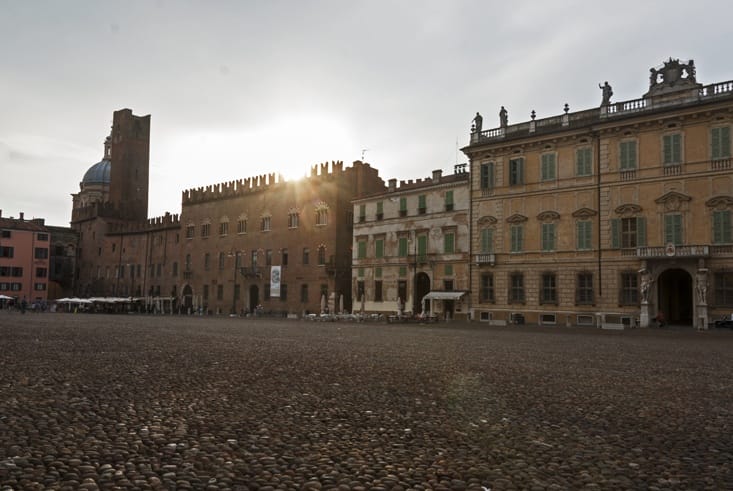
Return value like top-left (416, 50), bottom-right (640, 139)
top-left (422, 291), bottom-right (467, 301)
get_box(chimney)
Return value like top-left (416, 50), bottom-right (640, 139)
top-left (19, 212), bottom-right (24, 221)
top-left (432, 169), bottom-right (442, 182)
top-left (388, 178), bottom-right (397, 192)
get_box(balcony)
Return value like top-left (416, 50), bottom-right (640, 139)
top-left (474, 253), bottom-right (496, 265)
top-left (636, 244), bottom-right (709, 258)
top-left (183, 270), bottom-right (193, 279)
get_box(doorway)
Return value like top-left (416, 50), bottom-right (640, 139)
top-left (657, 268), bottom-right (693, 326)
top-left (182, 285), bottom-right (193, 314)
top-left (415, 272), bottom-right (431, 314)
top-left (249, 285), bottom-right (259, 312)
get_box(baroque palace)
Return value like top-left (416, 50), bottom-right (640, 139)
top-left (42, 58), bottom-right (733, 327)
top-left (463, 58), bottom-right (733, 329)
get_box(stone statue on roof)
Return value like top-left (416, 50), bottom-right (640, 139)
top-left (599, 81), bottom-right (613, 106)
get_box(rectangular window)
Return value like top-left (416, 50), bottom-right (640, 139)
top-left (712, 126), bottom-right (731, 160)
top-left (576, 147), bottom-right (592, 176)
top-left (219, 221), bottom-right (229, 236)
top-left (374, 280), bottom-right (383, 302)
top-left (417, 235), bottom-right (427, 260)
top-left (172, 262), bottom-right (178, 277)
top-left (509, 273), bottom-right (525, 303)
top-left (359, 204), bottom-right (366, 223)
top-left (480, 228), bottom-right (494, 254)
top-left (302, 247), bottom-right (309, 265)
top-left (203, 285), bottom-right (209, 301)
top-left (0, 230), bottom-right (10, 238)
top-left (576, 272), bottom-right (594, 305)
top-left (444, 232), bottom-right (455, 253)
top-left (316, 209), bottom-right (328, 226)
top-left (356, 281), bottom-right (365, 301)
top-left (418, 195), bottom-right (426, 214)
top-left (357, 241), bottom-right (367, 259)
top-left (186, 225), bottom-right (195, 238)
top-left (237, 219), bottom-right (247, 234)
top-left (36, 267), bottom-right (47, 278)
top-left (612, 217), bottom-right (646, 249)
top-left (251, 250), bottom-right (258, 267)
top-left (620, 272), bottom-right (639, 305)
top-left (1, 246), bottom-right (15, 258)
top-left (300, 284), bottom-right (308, 303)
top-left (375, 239), bottom-right (384, 258)
top-left (509, 157), bottom-right (524, 186)
top-left (541, 223), bottom-right (555, 251)
top-left (261, 216), bottom-right (271, 232)
top-left (280, 284), bottom-right (287, 301)
top-left (541, 273), bottom-right (557, 304)
top-left (619, 141), bottom-right (637, 170)
top-left (266, 249), bottom-right (273, 266)
top-left (37, 233), bottom-right (49, 241)
top-left (35, 283), bottom-right (47, 291)
top-left (664, 214), bottom-right (683, 245)
top-left (576, 220), bottom-right (592, 250)
top-left (376, 201), bottom-right (384, 220)
top-left (713, 210), bottom-right (732, 244)
top-left (264, 283), bottom-right (270, 300)
top-left (34, 248), bottom-right (49, 259)
top-left (219, 252), bottom-right (226, 270)
top-left (399, 197), bottom-right (407, 217)
top-left (444, 264), bottom-right (453, 276)
top-left (445, 190), bottom-right (454, 211)
top-left (480, 162), bottom-right (495, 192)
top-left (201, 223), bottom-right (210, 237)
top-left (480, 273), bottom-right (494, 303)
top-left (540, 153), bottom-right (556, 181)
top-left (444, 279), bottom-right (454, 291)
top-left (204, 253), bottom-right (210, 270)
top-left (217, 284), bottom-right (224, 301)
top-left (398, 280), bottom-right (407, 303)
top-left (317, 246), bottom-right (326, 265)
top-left (714, 272), bottom-right (733, 306)
top-left (282, 249), bottom-right (288, 266)
top-left (398, 237), bottom-right (408, 257)
top-left (510, 225), bottom-right (523, 253)
top-left (663, 133), bottom-right (682, 165)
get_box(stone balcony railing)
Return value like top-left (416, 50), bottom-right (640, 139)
top-left (474, 253), bottom-right (496, 265)
top-left (636, 245), bottom-right (709, 258)
top-left (470, 80), bottom-right (733, 144)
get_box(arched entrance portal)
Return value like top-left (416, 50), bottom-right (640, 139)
top-left (657, 268), bottom-right (693, 326)
top-left (249, 285), bottom-right (260, 312)
top-left (182, 285), bottom-right (193, 314)
top-left (415, 272), bottom-right (431, 314)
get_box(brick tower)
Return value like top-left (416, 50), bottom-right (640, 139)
top-left (108, 108), bottom-right (150, 221)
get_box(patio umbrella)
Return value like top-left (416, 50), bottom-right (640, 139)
top-left (1, 294), bottom-right (16, 300)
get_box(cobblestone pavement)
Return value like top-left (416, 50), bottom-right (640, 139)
top-left (1, 313), bottom-right (732, 490)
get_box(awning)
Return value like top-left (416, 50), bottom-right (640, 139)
top-left (422, 291), bottom-right (467, 301)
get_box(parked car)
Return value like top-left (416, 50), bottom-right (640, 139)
top-left (714, 314), bottom-right (733, 328)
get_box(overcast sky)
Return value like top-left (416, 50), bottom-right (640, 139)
top-left (2, 0), bottom-right (732, 226)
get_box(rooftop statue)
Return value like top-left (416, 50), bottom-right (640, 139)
top-left (499, 106), bottom-right (508, 127)
top-left (472, 112), bottom-right (483, 133)
top-left (599, 81), bottom-right (613, 106)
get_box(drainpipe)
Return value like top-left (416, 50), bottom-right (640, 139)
top-left (596, 131), bottom-right (602, 297)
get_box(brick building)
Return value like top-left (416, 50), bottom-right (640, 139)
top-left (180, 161), bottom-right (384, 315)
top-left (463, 58), bottom-right (733, 328)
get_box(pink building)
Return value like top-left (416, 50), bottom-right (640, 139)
top-left (0, 211), bottom-right (51, 304)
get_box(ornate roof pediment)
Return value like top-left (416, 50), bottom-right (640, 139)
top-left (537, 210), bottom-right (560, 221)
top-left (654, 191), bottom-right (692, 204)
top-left (572, 207), bottom-right (598, 218)
top-left (506, 213), bottom-right (528, 224)
top-left (614, 203), bottom-right (642, 216)
top-left (706, 195), bottom-right (733, 209)
top-left (477, 215), bottom-right (498, 225)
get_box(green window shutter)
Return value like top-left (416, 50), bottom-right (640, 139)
top-left (577, 147), bottom-right (592, 176)
top-left (611, 218), bottom-right (620, 249)
top-left (713, 126), bottom-right (731, 159)
top-left (620, 141), bottom-right (637, 170)
top-left (375, 239), bottom-right (384, 258)
top-left (418, 195), bottom-right (426, 212)
top-left (417, 235), bottom-right (427, 257)
top-left (577, 221), bottom-right (591, 250)
top-left (398, 237), bottom-right (408, 257)
top-left (357, 241), bottom-right (367, 259)
top-left (664, 215), bottom-right (681, 245)
top-left (542, 223), bottom-right (555, 251)
top-left (480, 228), bottom-right (493, 253)
top-left (399, 197), bottom-right (407, 212)
top-left (445, 191), bottom-right (453, 206)
top-left (358, 267), bottom-right (364, 277)
top-left (444, 233), bottom-right (455, 253)
top-left (480, 163), bottom-right (494, 189)
top-left (376, 202), bottom-right (383, 215)
top-left (713, 210), bottom-right (731, 244)
top-left (636, 217), bottom-right (647, 247)
top-left (511, 225), bottom-right (523, 252)
top-left (673, 134), bottom-right (681, 163)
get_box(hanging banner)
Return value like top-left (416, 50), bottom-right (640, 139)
top-left (270, 266), bottom-right (281, 298)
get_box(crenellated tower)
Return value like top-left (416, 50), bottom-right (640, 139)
top-left (108, 108), bottom-right (151, 221)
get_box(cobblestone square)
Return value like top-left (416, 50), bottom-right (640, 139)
top-left (1, 314), bottom-right (731, 490)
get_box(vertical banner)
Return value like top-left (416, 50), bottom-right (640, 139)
top-left (270, 266), bottom-right (281, 298)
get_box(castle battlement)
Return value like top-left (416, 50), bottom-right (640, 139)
top-left (106, 212), bottom-right (180, 235)
top-left (181, 161), bottom-right (355, 205)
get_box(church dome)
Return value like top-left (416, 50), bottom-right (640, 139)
top-left (82, 159), bottom-right (111, 185)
